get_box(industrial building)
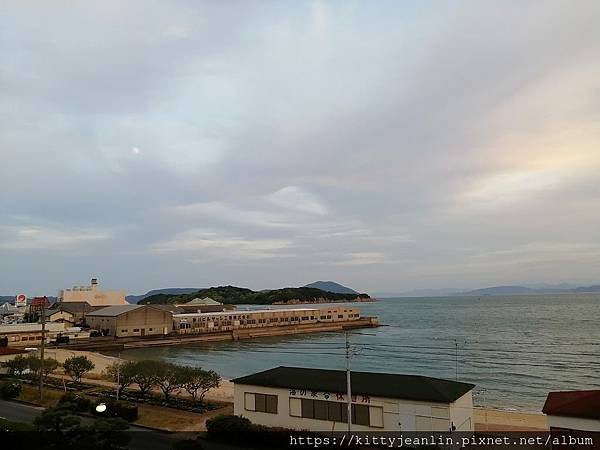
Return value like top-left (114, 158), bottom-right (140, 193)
top-left (0, 322), bottom-right (65, 346)
top-left (59, 278), bottom-right (127, 306)
top-left (47, 301), bottom-right (99, 325)
top-left (233, 366), bottom-right (475, 432)
top-left (86, 304), bottom-right (173, 337)
top-left (173, 306), bottom-right (361, 333)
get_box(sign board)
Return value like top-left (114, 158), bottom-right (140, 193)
top-left (15, 294), bottom-right (27, 307)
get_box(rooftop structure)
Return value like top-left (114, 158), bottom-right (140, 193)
top-left (233, 366), bottom-right (475, 403)
top-left (185, 297), bottom-right (221, 305)
top-left (86, 304), bottom-right (144, 317)
top-left (543, 390), bottom-right (600, 421)
top-left (59, 278), bottom-right (127, 306)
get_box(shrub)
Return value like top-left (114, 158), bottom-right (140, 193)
top-left (59, 392), bottom-right (91, 412)
top-left (206, 414), bottom-right (252, 439)
top-left (93, 398), bottom-right (138, 422)
top-left (0, 381), bottom-right (22, 400)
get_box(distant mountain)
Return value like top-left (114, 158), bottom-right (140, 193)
top-left (303, 281), bottom-right (358, 295)
top-left (458, 284), bottom-right (600, 296)
top-left (139, 285), bottom-right (370, 305)
top-left (458, 286), bottom-right (535, 296)
top-left (0, 295), bottom-right (57, 304)
top-left (127, 288), bottom-right (201, 304)
top-left (574, 285), bottom-right (600, 293)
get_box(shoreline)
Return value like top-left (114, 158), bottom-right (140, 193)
top-left (40, 348), bottom-right (549, 430)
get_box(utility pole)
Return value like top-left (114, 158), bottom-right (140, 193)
top-left (345, 330), bottom-right (352, 433)
top-left (116, 351), bottom-right (121, 401)
top-left (39, 296), bottom-right (47, 403)
top-left (454, 339), bottom-right (458, 381)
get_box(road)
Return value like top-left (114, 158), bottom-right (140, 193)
top-left (0, 399), bottom-right (178, 450)
top-left (0, 400), bottom-right (252, 450)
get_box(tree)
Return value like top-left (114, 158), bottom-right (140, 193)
top-left (104, 360), bottom-right (137, 396)
top-left (0, 381), bottom-right (22, 399)
top-left (24, 355), bottom-right (60, 379)
top-left (155, 362), bottom-right (186, 401)
top-left (23, 311), bottom-right (39, 323)
top-left (131, 360), bottom-right (161, 398)
top-left (181, 367), bottom-right (221, 404)
top-left (34, 403), bottom-right (82, 434)
top-left (63, 355), bottom-right (95, 382)
top-left (41, 358), bottom-right (61, 379)
top-left (1, 354), bottom-right (29, 376)
top-left (34, 403), bottom-right (130, 450)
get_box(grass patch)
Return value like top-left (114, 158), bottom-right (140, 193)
top-left (17, 383), bottom-right (65, 408)
top-left (134, 403), bottom-right (233, 432)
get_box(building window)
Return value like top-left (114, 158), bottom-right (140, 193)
top-left (247, 393), bottom-right (277, 414)
top-left (297, 399), bottom-right (374, 426)
top-left (133, 328), bottom-right (140, 332)
top-left (353, 404), bottom-right (370, 426)
top-left (338, 315), bottom-right (344, 319)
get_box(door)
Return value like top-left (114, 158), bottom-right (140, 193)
top-left (141, 328), bottom-right (145, 337)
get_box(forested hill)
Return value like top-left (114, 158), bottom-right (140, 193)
top-left (139, 285), bottom-right (371, 305)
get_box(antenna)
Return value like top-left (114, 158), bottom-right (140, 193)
top-left (345, 330), bottom-right (352, 433)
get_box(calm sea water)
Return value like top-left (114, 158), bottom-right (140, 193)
top-left (119, 295), bottom-right (600, 411)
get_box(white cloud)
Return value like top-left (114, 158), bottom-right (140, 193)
top-left (330, 252), bottom-right (388, 266)
top-left (0, 225), bottom-right (110, 250)
top-left (151, 229), bottom-right (293, 261)
top-left (266, 186), bottom-right (329, 215)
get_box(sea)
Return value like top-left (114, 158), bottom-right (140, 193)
top-left (118, 294), bottom-right (600, 412)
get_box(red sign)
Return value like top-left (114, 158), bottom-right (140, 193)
top-left (15, 294), bottom-right (27, 307)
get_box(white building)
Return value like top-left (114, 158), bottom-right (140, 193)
top-left (233, 366), bottom-right (475, 432)
top-left (543, 390), bottom-right (600, 433)
top-left (58, 278), bottom-right (127, 306)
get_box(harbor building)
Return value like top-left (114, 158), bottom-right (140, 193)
top-left (233, 366), bottom-right (475, 432)
top-left (543, 390), bottom-right (600, 433)
top-left (59, 278), bottom-right (127, 306)
top-left (173, 306), bottom-right (362, 333)
top-left (86, 304), bottom-right (173, 337)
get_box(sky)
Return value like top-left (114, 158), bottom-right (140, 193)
top-left (1, 1), bottom-right (600, 296)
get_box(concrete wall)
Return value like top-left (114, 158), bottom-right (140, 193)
top-left (233, 383), bottom-right (473, 432)
top-left (548, 415), bottom-right (600, 432)
top-left (450, 391), bottom-right (474, 431)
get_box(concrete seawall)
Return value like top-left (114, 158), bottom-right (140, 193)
top-left (58, 317), bottom-right (378, 351)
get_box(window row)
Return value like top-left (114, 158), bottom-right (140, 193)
top-left (244, 392), bottom-right (278, 414)
top-left (289, 398), bottom-right (383, 427)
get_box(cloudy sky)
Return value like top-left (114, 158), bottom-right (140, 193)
top-left (1, 1), bottom-right (600, 296)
